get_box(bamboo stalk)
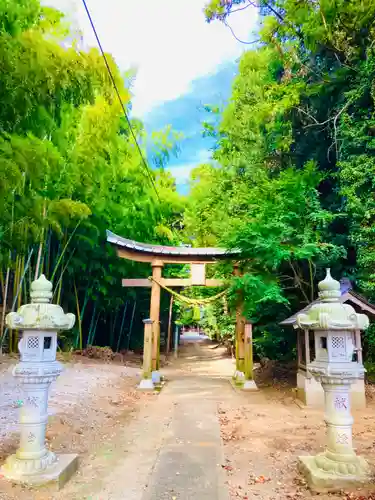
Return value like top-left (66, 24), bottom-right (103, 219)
top-left (1, 249), bottom-right (34, 352)
top-left (116, 302), bottom-right (128, 352)
top-left (23, 265), bottom-right (28, 311)
top-left (0, 266), bottom-right (10, 354)
top-left (80, 291), bottom-right (89, 323)
top-left (34, 242), bottom-right (43, 280)
top-left (88, 303), bottom-right (98, 346)
top-left (0, 270), bottom-right (4, 306)
top-left (308, 259), bottom-right (314, 302)
top-left (51, 221), bottom-right (81, 282)
top-left (14, 256), bottom-right (25, 352)
top-left (166, 295), bottom-right (174, 355)
top-left (56, 277), bottom-right (63, 306)
top-left (91, 311), bottom-right (101, 346)
top-left (126, 301), bottom-right (137, 351)
top-left (52, 252), bottom-right (75, 304)
top-left (111, 309), bottom-right (119, 351)
top-left (34, 200), bottom-right (47, 280)
top-left (109, 312), bottom-right (114, 349)
top-left (10, 256), bottom-right (20, 353)
top-left (73, 280), bottom-right (83, 350)
top-left (2, 194), bottom-right (15, 354)
top-left (17, 255), bottom-right (25, 307)
top-left (28, 260), bottom-right (32, 295)
top-left (45, 229), bottom-right (52, 278)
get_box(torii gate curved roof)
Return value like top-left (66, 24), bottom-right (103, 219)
top-left (107, 230), bottom-right (240, 264)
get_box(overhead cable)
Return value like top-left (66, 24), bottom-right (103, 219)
top-left (81, 0), bottom-right (161, 202)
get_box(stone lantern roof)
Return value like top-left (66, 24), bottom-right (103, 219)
top-left (296, 269), bottom-right (369, 331)
top-left (6, 275), bottom-right (75, 331)
top-left (280, 271), bottom-right (375, 329)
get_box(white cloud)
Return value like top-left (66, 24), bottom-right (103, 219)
top-left (46, 0), bottom-right (258, 116)
top-left (167, 149), bottom-right (213, 189)
top-left (168, 163), bottom-right (197, 184)
top-left (196, 149), bottom-right (212, 163)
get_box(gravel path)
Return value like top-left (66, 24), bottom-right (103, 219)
top-left (0, 358), bottom-right (139, 440)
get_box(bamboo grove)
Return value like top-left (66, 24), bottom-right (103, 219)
top-left (0, 1), bottom-right (183, 353)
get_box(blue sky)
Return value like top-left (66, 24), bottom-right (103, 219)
top-left (143, 60), bottom-right (239, 193)
top-left (48, 0), bottom-right (258, 192)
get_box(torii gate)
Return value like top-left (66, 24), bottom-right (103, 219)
top-left (107, 230), bottom-right (254, 388)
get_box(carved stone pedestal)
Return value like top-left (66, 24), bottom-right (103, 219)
top-left (2, 453), bottom-right (78, 490)
top-left (299, 454), bottom-right (370, 493)
top-left (298, 377), bottom-right (371, 492)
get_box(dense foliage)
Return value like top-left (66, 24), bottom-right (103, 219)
top-left (3, 0), bottom-right (375, 363)
top-left (0, 0), bottom-right (183, 353)
top-left (182, 0), bottom-right (375, 359)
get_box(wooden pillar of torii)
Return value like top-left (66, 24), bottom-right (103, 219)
top-left (233, 264), bottom-right (257, 389)
top-left (106, 230), bottom-right (255, 390)
top-left (150, 260), bottom-right (163, 372)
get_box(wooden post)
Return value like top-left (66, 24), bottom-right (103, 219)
top-left (234, 265), bottom-right (245, 375)
top-left (305, 329), bottom-right (310, 364)
top-left (174, 325), bottom-right (179, 359)
top-left (355, 329), bottom-right (363, 364)
top-left (142, 319), bottom-right (153, 378)
top-left (150, 260), bottom-right (163, 372)
top-left (223, 295), bottom-right (228, 315)
top-left (138, 319), bottom-right (154, 390)
top-left (297, 330), bottom-right (302, 368)
top-left (166, 295), bottom-right (174, 356)
top-left (243, 321), bottom-right (258, 390)
top-left (305, 329), bottom-right (311, 379)
top-left (244, 322), bottom-right (253, 380)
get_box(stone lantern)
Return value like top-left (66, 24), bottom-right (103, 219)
top-left (1, 275), bottom-right (77, 488)
top-left (297, 269), bottom-right (371, 491)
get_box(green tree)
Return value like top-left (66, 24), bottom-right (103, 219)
top-left (187, 0), bottom-right (375, 358)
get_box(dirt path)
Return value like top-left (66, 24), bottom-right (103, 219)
top-left (0, 343), bottom-right (374, 500)
top-left (218, 374), bottom-right (375, 500)
top-left (71, 341), bottom-right (233, 500)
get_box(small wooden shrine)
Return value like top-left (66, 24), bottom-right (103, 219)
top-left (280, 278), bottom-right (375, 408)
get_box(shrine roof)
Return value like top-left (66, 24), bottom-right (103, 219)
top-left (280, 279), bottom-right (375, 327)
top-left (107, 230), bottom-right (240, 262)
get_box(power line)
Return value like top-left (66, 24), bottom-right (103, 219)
top-left (81, 0), bottom-right (161, 202)
top-left (223, 19), bottom-right (260, 45)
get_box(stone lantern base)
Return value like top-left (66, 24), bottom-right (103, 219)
top-left (243, 379), bottom-right (258, 391)
top-left (299, 453), bottom-right (372, 493)
top-left (1, 453), bottom-right (78, 490)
